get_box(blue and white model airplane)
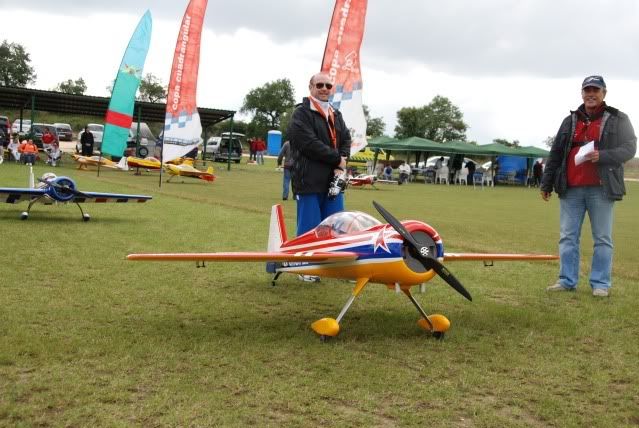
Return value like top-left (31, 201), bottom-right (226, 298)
top-left (0, 167), bottom-right (152, 221)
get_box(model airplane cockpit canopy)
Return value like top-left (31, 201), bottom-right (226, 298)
top-left (314, 211), bottom-right (381, 238)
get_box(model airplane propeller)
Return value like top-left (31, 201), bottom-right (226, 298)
top-left (0, 169), bottom-right (152, 221)
top-left (372, 201), bottom-right (471, 301)
top-left (128, 201), bottom-right (557, 340)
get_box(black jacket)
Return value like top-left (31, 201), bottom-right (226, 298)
top-left (81, 130), bottom-right (95, 147)
top-left (541, 104), bottom-right (636, 201)
top-left (288, 97), bottom-right (351, 194)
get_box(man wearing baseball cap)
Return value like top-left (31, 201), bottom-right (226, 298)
top-left (541, 75), bottom-right (636, 297)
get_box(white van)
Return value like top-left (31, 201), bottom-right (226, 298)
top-left (11, 118), bottom-right (31, 134)
top-left (204, 132), bottom-right (244, 163)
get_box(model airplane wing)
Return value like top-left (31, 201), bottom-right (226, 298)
top-left (70, 191), bottom-right (151, 203)
top-left (0, 188), bottom-right (46, 204)
top-left (127, 251), bottom-right (359, 262)
top-left (443, 253), bottom-right (558, 261)
top-left (0, 188), bottom-right (150, 204)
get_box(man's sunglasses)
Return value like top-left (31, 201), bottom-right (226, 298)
top-left (314, 82), bottom-right (333, 90)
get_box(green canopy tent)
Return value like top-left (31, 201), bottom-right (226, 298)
top-left (367, 137), bottom-right (489, 180)
top-left (364, 136), bottom-right (401, 170)
top-left (518, 145), bottom-right (551, 157)
top-left (473, 143), bottom-right (551, 184)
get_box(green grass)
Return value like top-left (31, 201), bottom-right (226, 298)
top-left (1, 156), bottom-right (638, 427)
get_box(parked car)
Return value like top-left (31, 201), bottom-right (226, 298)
top-left (76, 124), bottom-right (104, 152)
top-left (11, 118), bottom-right (31, 135)
top-left (204, 132), bottom-right (244, 163)
top-left (127, 122), bottom-right (156, 157)
top-left (53, 123), bottom-right (73, 141)
top-left (29, 123), bottom-right (59, 149)
top-left (204, 136), bottom-right (221, 155)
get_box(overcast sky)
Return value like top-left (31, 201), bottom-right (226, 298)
top-left (3, 0), bottom-right (639, 150)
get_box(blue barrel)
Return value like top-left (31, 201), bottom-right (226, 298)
top-left (267, 130), bottom-right (282, 156)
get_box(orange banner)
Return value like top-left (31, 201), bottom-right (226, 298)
top-left (163, 0), bottom-right (208, 162)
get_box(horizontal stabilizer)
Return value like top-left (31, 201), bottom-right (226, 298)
top-left (127, 251), bottom-right (359, 263)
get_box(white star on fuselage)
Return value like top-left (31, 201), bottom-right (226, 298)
top-left (373, 226), bottom-right (393, 254)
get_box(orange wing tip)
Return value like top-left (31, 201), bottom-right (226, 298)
top-left (417, 314), bottom-right (450, 333)
top-left (311, 318), bottom-right (340, 337)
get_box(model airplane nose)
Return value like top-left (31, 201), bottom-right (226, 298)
top-left (372, 201), bottom-right (472, 302)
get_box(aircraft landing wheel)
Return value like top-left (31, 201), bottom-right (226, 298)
top-left (320, 335), bottom-right (331, 343)
top-left (20, 212), bottom-right (28, 220)
top-left (433, 331), bottom-right (445, 340)
top-left (82, 213), bottom-right (91, 222)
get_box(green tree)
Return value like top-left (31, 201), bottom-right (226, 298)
top-left (0, 40), bottom-right (36, 87)
top-left (279, 106), bottom-right (296, 140)
top-left (394, 106), bottom-right (427, 139)
top-left (53, 77), bottom-right (87, 95)
top-left (543, 136), bottom-right (554, 148)
top-left (363, 105), bottom-right (386, 137)
top-left (394, 95), bottom-right (468, 141)
top-left (138, 73), bottom-right (166, 103)
top-left (493, 138), bottom-right (520, 147)
top-left (210, 118), bottom-right (249, 136)
top-left (241, 78), bottom-right (296, 130)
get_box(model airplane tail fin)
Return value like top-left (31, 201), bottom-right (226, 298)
top-left (117, 156), bottom-right (129, 171)
top-left (266, 204), bottom-right (287, 274)
top-left (267, 204), bottom-right (287, 252)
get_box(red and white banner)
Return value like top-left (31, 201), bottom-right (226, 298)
top-left (321, 0), bottom-right (368, 156)
top-left (163, 0), bottom-right (208, 162)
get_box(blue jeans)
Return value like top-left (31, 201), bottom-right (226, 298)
top-left (296, 193), bottom-right (344, 236)
top-left (256, 151), bottom-right (264, 165)
top-left (282, 168), bottom-right (291, 199)
top-left (559, 186), bottom-right (614, 290)
top-left (22, 153), bottom-right (36, 164)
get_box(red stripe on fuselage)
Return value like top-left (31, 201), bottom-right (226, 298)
top-left (105, 110), bottom-right (133, 129)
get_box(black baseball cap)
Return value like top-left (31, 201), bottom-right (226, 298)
top-left (582, 75), bottom-right (606, 89)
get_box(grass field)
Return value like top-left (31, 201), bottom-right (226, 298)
top-left (1, 156), bottom-right (638, 427)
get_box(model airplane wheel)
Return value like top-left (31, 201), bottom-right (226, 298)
top-left (319, 335), bottom-right (331, 343)
top-left (83, 213), bottom-right (91, 222)
top-left (433, 331), bottom-right (445, 340)
top-left (20, 212), bottom-right (28, 220)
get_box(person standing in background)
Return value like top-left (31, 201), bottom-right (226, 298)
top-left (277, 140), bottom-right (293, 200)
top-left (80, 126), bottom-right (94, 156)
top-left (542, 75), bottom-right (636, 297)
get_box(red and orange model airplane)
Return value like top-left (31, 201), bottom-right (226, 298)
top-left (346, 174), bottom-right (377, 189)
top-left (128, 202), bottom-right (557, 340)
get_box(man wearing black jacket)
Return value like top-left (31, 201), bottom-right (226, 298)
top-left (80, 126), bottom-right (95, 156)
top-left (288, 72), bottom-right (351, 236)
top-left (541, 75), bottom-right (636, 297)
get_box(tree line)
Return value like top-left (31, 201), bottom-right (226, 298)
top-left (1, 39), bottom-right (536, 146)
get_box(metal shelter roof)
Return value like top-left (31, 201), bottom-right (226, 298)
top-left (0, 86), bottom-right (235, 129)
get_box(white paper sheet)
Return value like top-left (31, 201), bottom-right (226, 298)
top-left (575, 141), bottom-right (595, 166)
